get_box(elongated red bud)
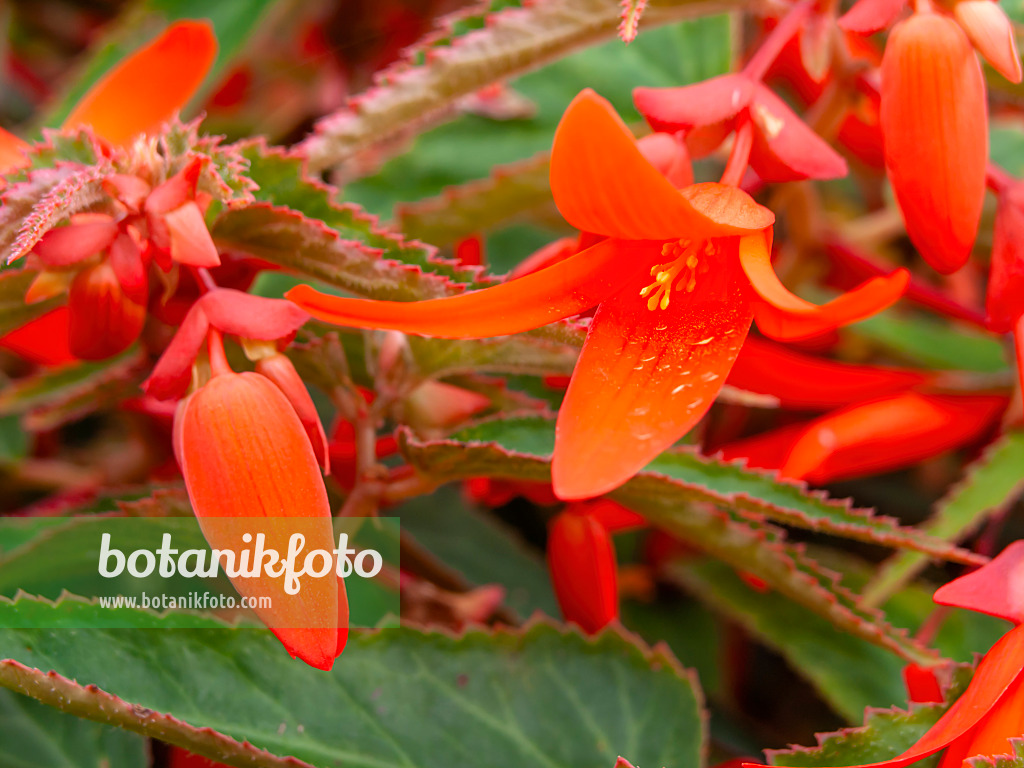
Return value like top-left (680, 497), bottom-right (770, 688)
top-left (547, 507), bottom-right (618, 634)
top-left (953, 0), bottom-right (1022, 84)
top-left (176, 372), bottom-right (347, 669)
top-left (880, 12), bottom-right (987, 273)
top-left (67, 261), bottom-right (146, 360)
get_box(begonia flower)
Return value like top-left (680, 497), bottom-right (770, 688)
top-left (288, 90), bottom-right (908, 499)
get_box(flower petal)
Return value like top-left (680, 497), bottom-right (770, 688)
top-left (165, 201), bottom-right (221, 268)
top-left (288, 237), bottom-right (647, 337)
top-left (256, 353), bottom-right (331, 474)
top-left (32, 214), bottom-right (118, 268)
top-left (760, 624), bottom-right (1024, 768)
top-left (0, 306), bottom-right (76, 365)
top-left (881, 13), bottom-right (987, 274)
top-left (550, 89), bottom-right (718, 240)
top-left (200, 288), bottom-right (310, 340)
top-left (779, 393), bottom-right (1006, 483)
top-left (108, 230), bottom-right (148, 305)
top-left (681, 183), bottom-right (775, 235)
top-left (987, 182), bottom-right (1024, 332)
top-left (180, 372), bottom-right (342, 670)
top-left (934, 540), bottom-right (1024, 624)
top-left (748, 86), bottom-right (848, 182)
top-left (64, 21), bottom-right (218, 146)
top-left (727, 336), bottom-right (927, 409)
top-left (552, 241), bottom-right (755, 500)
top-left (954, 0), bottom-right (1022, 84)
top-left (144, 302), bottom-right (210, 400)
top-left (739, 232), bottom-right (908, 340)
top-left (67, 261), bottom-right (146, 360)
top-left (634, 74), bottom-right (755, 133)
top-left (0, 127), bottom-right (30, 174)
top-left (636, 132), bottom-right (693, 188)
top-left (839, 0), bottom-right (907, 34)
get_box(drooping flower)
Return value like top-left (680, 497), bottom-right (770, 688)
top-left (288, 90), bottom-right (907, 499)
top-left (879, 11), bottom-right (989, 274)
top-left (547, 503), bottom-right (620, 634)
top-left (761, 541), bottom-right (1024, 768)
top-left (148, 289), bottom-right (344, 668)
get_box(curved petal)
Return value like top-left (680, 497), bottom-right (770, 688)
top-left (550, 89), bottom-right (718, 240)
top-left (165, 201), bottom-right (221, 268)
top-left (779, 393), bottom-right (1007, 483)
top-left (954, 0), bottom-right (1022, 84)
top-left (288, 237), bottom-right (651, 338)
top-left (200, 288), bottom-right (309, 340)
top-left (682, 184), bottom-right (775, 235)
top-left (552, 242), bottom-right (755, 500)
top-left (64, 21), bottom-right (218, 146)
top-left (759, 624), bottom-right (1024, 768)
top-left (0, 306), bottom-right (75, 365)
top-left (32, 214), bottom-right (118, 268)
top-left (748, 86), bottom-right (848, 182)
top-left (144, 302), bottom-right (210, 400)
top-left (934, 540), bottom-right (1024, 624)
top-left (727, 336), bottom-right (928, 409)
top-left (256, 353), bottom-right (331, 474)
top-left (0, 127), bottom-right (30, 174)
top-left (634, 75), bottom-right (755, 133)
top-left (739, 233), bottom-right (908, 340)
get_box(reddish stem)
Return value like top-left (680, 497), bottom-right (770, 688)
top-left (207, 328), bottom-right (232, 377)
top-left (720, 119), bottom-right (754, 187)
top-left (743, 0), bottom-right (815, 82)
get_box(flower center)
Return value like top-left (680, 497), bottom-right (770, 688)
top-left (639, 239), bottom-right (716, 311)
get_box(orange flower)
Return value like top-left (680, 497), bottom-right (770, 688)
top-left (880, 11), bottom-right (988, 274)
top-left (150, 290), bottom-right (344, 668)
top-left (177, 370), bottom-right (346, 670)
top-left (0, 21), bottom-right (217, 166)
top-left (760, 541), bottom-right (1024, 768)
top-left (288, 90), bottom-right (907, 499)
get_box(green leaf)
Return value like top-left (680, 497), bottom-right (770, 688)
top-left (669, 557), bottom-right (908, 722)
top-left (41, 0), bottom-right (284, 129)
top-left (0, 598), bottom-right (706, 768)
top-left (0, 688), bottom-right (147, 768)
top-left (0, 416), bottom-right (27, 465)
top-left (401, 415), bottom-right (984, 565)
top-left (346, 14), bottom-right (734, 218)
top-left (395, 486), bottom-right (561, 620)
top-left (393, 153), bottom-right (561, 249)
top-left (398, 415), bottom-right (964, 664)
top-left (304, 0), bottom-right (739, 174)
top-left (848, 311), bottom-right (1008, 373)
top-left (863, 430), bottom-right (1024, 606)
top-left (0, 345), bottom-right (146, 426)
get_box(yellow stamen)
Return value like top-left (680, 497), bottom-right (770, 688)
top-left (639, 239), bottom-right (714, 311)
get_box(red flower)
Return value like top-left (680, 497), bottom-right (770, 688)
top-left (879, 12), bottom-right (988, 274)
top-left (288, 90), bottom-right (907, 499)
top-left (148, 290), bottom-right (343, 668)
top-left (762, 541), bottom-right (1024, 768)
top-left (547, 504), bottom-right (619, 634)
